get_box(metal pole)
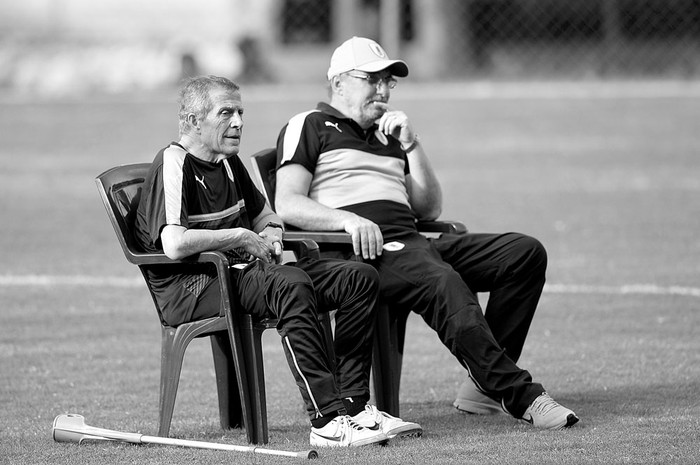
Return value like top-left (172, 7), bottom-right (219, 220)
top-left (380, 0), bottom-right (401, 56)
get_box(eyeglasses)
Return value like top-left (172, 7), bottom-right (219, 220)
top-left (345, 72), bottom-right (397, 89)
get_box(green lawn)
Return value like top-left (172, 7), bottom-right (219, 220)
top-left (1, 82), bottom-right (699, 464)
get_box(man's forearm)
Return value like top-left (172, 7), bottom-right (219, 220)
top-left (406, 146), bottom-right (443, 220)
top-left (161, 225), bottom-right (248, 260)
top-left (277, 194), bottom-right (352, 231)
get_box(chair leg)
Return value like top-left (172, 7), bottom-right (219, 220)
top-left (158, 327), bottom-right (184, 437)
top-left (241, 315), bottom-right (269, 444)
top-left (160, 319), bottom-right (241, 438)
top-left (210, 333), bottom-right (244, 430)
top-left (236, 314), bottom-right (332, 445)
top-left (372, 304), bottom-right (408, 417)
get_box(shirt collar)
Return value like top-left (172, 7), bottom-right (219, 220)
top-left (316, 102), bottom-right (347, 119)
top-left (316, 102), bottom-right (377, 134)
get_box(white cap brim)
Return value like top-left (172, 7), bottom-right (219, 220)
top-left (327, 36), bottom-right (409, 80)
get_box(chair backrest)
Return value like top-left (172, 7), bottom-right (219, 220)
top-left (249, 148), bottom-right (277, 211)
top-left (95, 163), bottom-right (151, 264)
top-left (96, 163), bottom-right (176, 325)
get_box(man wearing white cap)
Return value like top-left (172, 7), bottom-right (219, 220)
top-left (274, 37), bottom-right (580, 430)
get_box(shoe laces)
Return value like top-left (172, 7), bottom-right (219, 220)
top-left (528, 393), bottom-right (560, 416)
top-left (364, 405), bottom-right (380, 418)
top-left (340, 414), bottom-right (366, 431)
top-left (356, 405), bottom-right (387, 424)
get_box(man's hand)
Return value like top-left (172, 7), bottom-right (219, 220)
top-left (238, 229), bottom-right (278, 264)
top-left (258, 226), bottom-right (283, 264)
top-left (343, 215), bottom-right (384, 260)
top-left (259, 226), bottom-right (284, 263)
top-left (374, 103), bottom-right (415, 147)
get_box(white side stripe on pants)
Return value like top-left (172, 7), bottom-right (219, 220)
top-left (283, 335), bottom-right (323, 418)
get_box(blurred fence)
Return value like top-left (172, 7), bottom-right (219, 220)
top-left (1, 0), bottom-right (699, 96)
top-left (281, 0), bottom-right (700, 79)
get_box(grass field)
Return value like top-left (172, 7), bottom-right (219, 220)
top-left (1, 81), bottom-right (699, 464)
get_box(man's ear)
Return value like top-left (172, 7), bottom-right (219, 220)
top-left (330, 76), bottom-right (342, 94)
top-left (187, 113), bottom-right (200, 130)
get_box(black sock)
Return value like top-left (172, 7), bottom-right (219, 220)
top-left (311, 408), bottom-right (348, 429)
top-left (343, 395), bottom-right (370, 417)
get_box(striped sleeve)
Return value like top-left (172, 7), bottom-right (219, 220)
top-left (278, 109), bottom-right (321, 173)
top-left (162, 144), bottom-right (188, 227)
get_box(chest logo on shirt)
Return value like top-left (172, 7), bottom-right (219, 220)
top-left (325, 121), bottom-right (343, 133)
top-left (374, 130), bottom-right (389, 146)
top-left (194, 174), bottom-right (207, 190)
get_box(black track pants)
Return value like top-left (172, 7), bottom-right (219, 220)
top-left (196, 257), bottom-right (378, 421)
top-left (326, 231), bottom-right (547, 417)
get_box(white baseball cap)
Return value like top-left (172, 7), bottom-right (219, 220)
top-left (327, 36), bottom-right (409, 80)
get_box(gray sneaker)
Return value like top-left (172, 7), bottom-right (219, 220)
top-left (454, 381), bottom-right (502, 415)
top-left (521, 392), bottom-right (579, 429)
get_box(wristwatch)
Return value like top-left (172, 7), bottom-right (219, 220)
top-left (264, 221), bottom-right (284, 230)
top-left (402, 134), bottom-right (420, 153)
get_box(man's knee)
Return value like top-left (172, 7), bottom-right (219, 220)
top-left (339, 261), bottom-right (380, 292)
top-left (507, 233), bottom-right (547, 274)
top-left (524, 235), bottom-right (547, 271)
top-left (271, 265), bottom-right (316, 298)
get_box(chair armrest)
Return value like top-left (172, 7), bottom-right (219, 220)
top-left (283, 238), bottom-right (321, 260)
top-left (128, 250), bottom-right (231, 267)
top-left (133, 251), bottom-right (232, 285)
top-left (416, 220), bottom-right (468, 235)
top-left (283, 220), bottom-right (467, 246)
top-left (126, 251), bottom-right (181, 266)
top-left (284, 230), bottom-right (353, 244)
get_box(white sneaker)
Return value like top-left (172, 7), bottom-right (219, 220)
top-left (521, 392), bottom-right (580, 429)
top-left (352, 405), bottom-right (422, 439)
top-left (310, 415), bottom-right (389, 447)
top-left (454, 381), bottom-right (503, 415)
